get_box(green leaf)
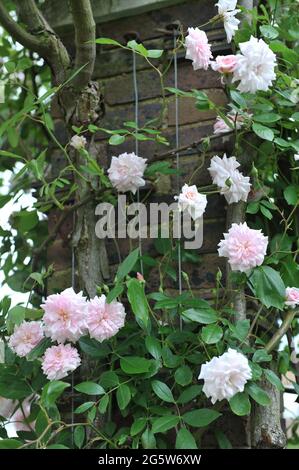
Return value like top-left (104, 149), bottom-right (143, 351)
top-left (229, 392), bottom-right (251, 416)
top-left (264, 369), bottom-right (284, 391)
top-left (127, 278), bottom-right (149, 329)
top-left (145, 336), bottom-right (162, 360)
top-left (177, 385), bottom-right (202, 404)
top-left (127, 40), bottom-right (148, 57)
top-left (250, 266), bottom-right (285, 310)
top-left (120, 356), bottom-right (152, 374)
top-left (253, 113), bottom-right (281, 123)
top-left (201, 324), bottom-right (223, 344)
top-left (99, 371), bottom-right (119, 389)
top-left (182, 307), bottom-right (218, 324)
top-left (174, 365), bottom-right (193, 386)
top-left (151, 380), bottom-right (175, 403)
top-left (74, 425), bottom-right (85, 448)
top-left (130, 417), bottom-right (147, 436)
top-left (152, 415), bottom-right (179, 434)
top-left (215, 430), bottom-right (232, 449)
top-left (109, 134), bottom-right (125, 145)
top-left (260, 25), bottom-right (279, 39)
top-left (175, 428), bottom-right (197, 449)
top-left (27, 337), bottom-right (52, 361)
top-left (147, 49), bottom-right (163, 58)
top-left (74, 402), bottom-right (95, 414)
top-left (116, 384), bottom-right (131, 410)
top-left (0, 439), bottom-right (22, 449)
top-left (230, 90), bottom-right (247, 108)
top-left (116, 248), bottom-right (139, 281)
top-left (0, 366), bottom-right (31, 399)
top-left (252, 349), bottom-right (272, 363)
top-left (252, 123), bottom-right (274, 141)
top-left (106, 284), bottom-right (124, 303)
top-left (284, 185), bottom-right (299, 206)
top-left (98, 395), bottom-right (109, 414)
top-left (79, 337), bottom-right (110, 358)
top-left (141, 427), bottom-right (156, 449)
top-left (74, 381), bottom-right (105, 395)
top-left (246, 383), bottom-right (271, 406)
top-left (182, 409), bottom-right (221, 428)
top-left (41, 381), bottom-right (70, 408)
top-left (95, 37), bottom-right (122, 46)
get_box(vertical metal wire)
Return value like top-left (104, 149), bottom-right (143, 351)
top-left (71, 212), bottom-right (76, 445)
top-left (132, 50), bottom-right (144, 275)
top-left (174, 32), bottom-right (182, 330)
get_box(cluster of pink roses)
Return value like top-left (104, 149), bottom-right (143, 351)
top-left (8, 288), bottom-right (126, 381)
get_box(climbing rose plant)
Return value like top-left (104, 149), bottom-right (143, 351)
top-left (0, 0), bottom-right (299, 449)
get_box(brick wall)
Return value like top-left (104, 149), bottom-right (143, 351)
top-left (47, 0), bottom-right (235, 299)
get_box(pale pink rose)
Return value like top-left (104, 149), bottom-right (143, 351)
top-left (175, 184), bottom-right (207, 220)
top-left (42, 287), bottom-right (88, 344)
top-left (199, 348), bottom-right (251, 404)
top-left (42, 344), bottom-right (81, 381)
top-left (86, 295), bottom-right (126, 342)
top-left (216, 0), bottom-right (240, 43)
top-left (213, 111), bottom-right (250, 135)
top-left (232, 36), bottom-right (277, 93)
top-left (218, 222), bottom-right (268, 272)
top-left (211, 55), bottom-right (237, 73)
top-left (108, 152), bottom-right (147, 194)
top-left (208, 154), bottom-right (251, 204)
top-left (137, 272), bottom-right (145, 282)
top-left (8, 321), bottom-right (44, 357)
top-left (285, 287), bottom-right (299, 308)
top-left (70, 135), bottom-right (87, 150)
top-left (185, 27), bottom-right (212, 71)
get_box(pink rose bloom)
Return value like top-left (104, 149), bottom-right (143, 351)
top-left (211, 55), bottom-right (237, 73)
top-left (213, 111), bottom-right (250, 135)
top-left (8, 321), bottom-right (44, 357)
top-left (218, 222), bottom-right (268, 272)
top-left (42, 344), bottom-right (81, 381)
top-left (175, 183), bottom-right (207, 220)
top-left (70, 135), bottom-right (86, 150)
top-left (185, 27), bottom-right (212, 71)
top-left (42, 287), bottom-right (88, 344)
top-left (108, 152), bottom-right (147, 194)
top-left (285, 287), bottom-right (299, 308)
top-left (137, 272), bottom-right (145, 282)
top-left (86, 295), bottom-right (126, 342)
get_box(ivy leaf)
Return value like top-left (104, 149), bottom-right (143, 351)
top-left (151, 380), bottom-right (175, 403)
top-left (229, 392), bottom-right (251, 416)
top-left (182, 409), bottom-right (221, 428)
